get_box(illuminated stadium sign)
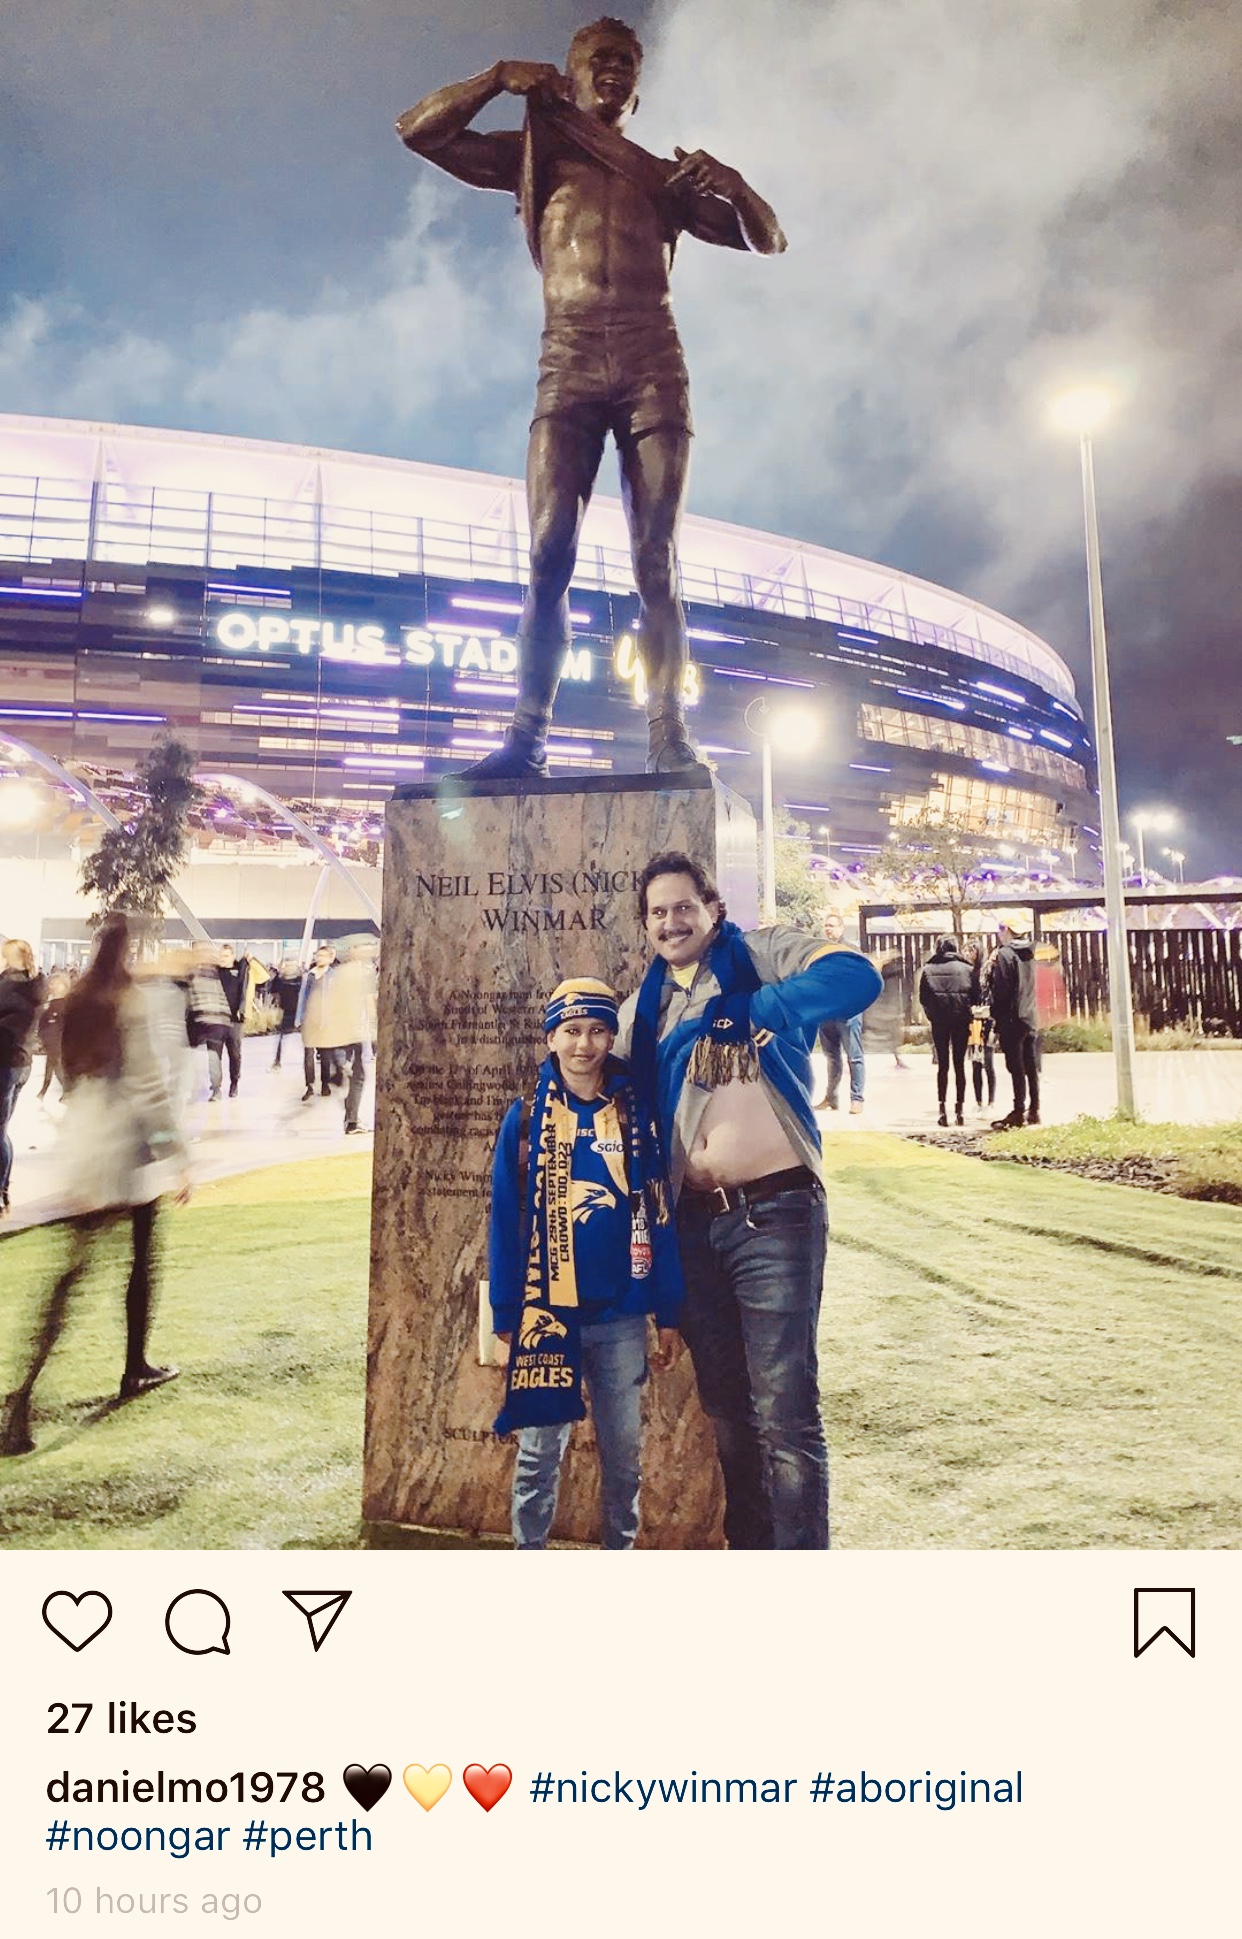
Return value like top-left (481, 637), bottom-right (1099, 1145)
top-left (212, 610), bottom-right (593, 681)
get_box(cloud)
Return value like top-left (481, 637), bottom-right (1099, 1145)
top-left (633, 0), bottom-right (1242, 617)
top-left (0, 174), bottom-right (540, 472)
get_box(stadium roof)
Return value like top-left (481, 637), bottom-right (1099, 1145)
top-left (0, 414), bottom-right (1075, 700)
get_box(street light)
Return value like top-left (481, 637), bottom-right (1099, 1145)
top-left (744, 697), bottom-right (819, 923)
top-left (1130, 808), bottom-right (1174, 886)
top-left (1163, 846), bottom-right (1185, 885)
top-left (1051, 384), bottom-right (1138, 1118)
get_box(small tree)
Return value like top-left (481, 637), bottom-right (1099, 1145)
top-left (771, 815), bottom-right (822, 930)
top-left (80, 737), bottom-right (202, 934)
top-left (883, 808), bottom-right (990, 943)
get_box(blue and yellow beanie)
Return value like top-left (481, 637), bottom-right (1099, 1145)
top-left (543, 977), bottom-right (620, 1035)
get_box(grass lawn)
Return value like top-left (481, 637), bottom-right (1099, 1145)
top-left (986, 1114), bottom-right (1242, 1203)
top-left (0, 1158), bottom-right (371, 1551)
top-left (821, 1135), bottom-right (1242, 1548)
top-left (2, 1139), bottom-right (1240, 1550)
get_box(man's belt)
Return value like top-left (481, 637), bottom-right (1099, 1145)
top-left (679, 1164), bottom-right (816, 1217)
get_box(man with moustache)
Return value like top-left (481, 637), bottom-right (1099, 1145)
top-left (616, 853), bottom-right (882, 1549)
top-left (397, 17), bottom-right (786, 778)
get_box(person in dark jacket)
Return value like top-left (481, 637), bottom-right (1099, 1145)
top-left (0, 939), bottom-right (46, 1214)
top-left (987, 922), bottom-right (1041, 1128)
top-left (269, 957), bottom-right (303, 1070)
top-left (37, 969), bottom-right (72, 1100)
top-left (214, 944), bottom-right (251, 1096)
top-left (917, 936), bottom-right (977, 1126)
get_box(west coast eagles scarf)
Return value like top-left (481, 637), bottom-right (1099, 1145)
top-left (493, 1058), bottom-right (671, 1436)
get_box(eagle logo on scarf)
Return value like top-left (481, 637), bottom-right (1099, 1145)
top-left (519, 1308), bottom-right (569, 1349)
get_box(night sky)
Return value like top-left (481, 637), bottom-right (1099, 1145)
top-left (3, 0), bottom-right (1239, 872)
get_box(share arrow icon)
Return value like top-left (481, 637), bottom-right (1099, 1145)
top-left (282, 1590), bottom-right (352, 1652)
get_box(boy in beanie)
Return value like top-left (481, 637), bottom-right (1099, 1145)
top-left (488, 977), bottom-right (683, 1549)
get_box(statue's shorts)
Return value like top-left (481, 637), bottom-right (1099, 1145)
top-left (532, 311), bottom-right (693, 442)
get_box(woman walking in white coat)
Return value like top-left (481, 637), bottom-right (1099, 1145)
top-left (1, 914), bottom-right (190, 1457)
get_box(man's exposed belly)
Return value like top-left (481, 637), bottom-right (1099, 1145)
top-left (681, 1078), bottom-right (803, 1191)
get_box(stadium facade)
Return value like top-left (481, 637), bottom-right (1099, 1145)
top-left (0, 416), bottom-right (1096, 873)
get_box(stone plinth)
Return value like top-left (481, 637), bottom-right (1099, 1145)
top-left (365, 772), bottom-right (757, 1547)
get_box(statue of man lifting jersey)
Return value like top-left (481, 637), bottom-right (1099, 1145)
top-left (397, 16), bottom-right (786, 778)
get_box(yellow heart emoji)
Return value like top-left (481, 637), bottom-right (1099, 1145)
top-left (403, 1764), bottom-right (452, 1811)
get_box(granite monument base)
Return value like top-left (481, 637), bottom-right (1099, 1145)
top-left (365, 771), bottom-right (757, 1548)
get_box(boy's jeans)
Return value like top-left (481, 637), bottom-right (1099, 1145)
top-left (511, 1313), bottom-right (648, 1549)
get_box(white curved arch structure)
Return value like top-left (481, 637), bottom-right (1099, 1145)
top-left (199, 771), bottom-right (380, 926)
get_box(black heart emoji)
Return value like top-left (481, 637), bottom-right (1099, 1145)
top-left (343, 1763), bottom-right (392, 1811)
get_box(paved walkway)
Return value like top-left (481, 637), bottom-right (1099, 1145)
top-left (2, 1046), bottom-right (374, 1234)
top-left (3, 1044), bottom-right (1237, 1236)
top-left (815, 1046), bottom-right (1242, 1139)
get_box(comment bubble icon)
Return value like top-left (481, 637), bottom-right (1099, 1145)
top-left (165, 1589), bottom-right (231, 1656)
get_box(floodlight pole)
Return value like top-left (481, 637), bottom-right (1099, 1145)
top-left (745, 696), bottom-right (777, 924)
top-left (761, 718), bottom-right (776, 925)
top-left (1078, 433), bottom-right (1137, 1119)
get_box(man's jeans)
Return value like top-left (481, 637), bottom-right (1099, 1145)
top-left (677, 1181), bottom-right (829, 1550)
top-left (997, 1020), bottom-right (1040, 1117)
top-left (511, 1313), bottom-right (648, 1550)
top-left (819, 1015), bottom-right (865, 1105)
top-left (205, 1024), bottom-right (242, 1097)
top-left (0, 1066), bottom-right (29, 1196)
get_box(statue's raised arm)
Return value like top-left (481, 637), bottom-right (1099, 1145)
top-left (396, 61), bottom-right (565, 191)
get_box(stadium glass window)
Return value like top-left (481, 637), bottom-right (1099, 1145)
top-left (857, 703), bottom-right (1086, 792)
top-left (888, 773), bottom-right (1060, 846)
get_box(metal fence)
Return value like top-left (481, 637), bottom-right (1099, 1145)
top-left (877, 928), bottom-right (1242, 1037)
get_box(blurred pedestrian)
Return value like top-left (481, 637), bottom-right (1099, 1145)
top-left (318, 944), bottom-right (377, 1134)
top-left (0, 938), bottom-right (46, 1215)
top-left (186, 944), bottom-right (233, 1101)
top-left (215, 943), bottom-right (251, 1095)
top-left (37, 969), bottom-right (71, 1101)
top-left (295, 945), bottom-right (339, 1100)
top-left (814, 910), bottom-right (867, 1115)
top-left (863, 952), bottom-right (910, 1070)
top-left (1, 915), bottom-right (190, 1457)
top-left (269, 956), bottom-right (303, 1070)
top-left (917, 936), bottom-right (977, 1127)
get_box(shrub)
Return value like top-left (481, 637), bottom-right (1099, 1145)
top-left (1042, 1018), bottom-right (1242, 1053)
top-left (1041, 1019), bottom-right (1111, 1053)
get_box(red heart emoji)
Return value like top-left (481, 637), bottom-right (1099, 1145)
top-left (463, 1763), bottom-right (512, 1812)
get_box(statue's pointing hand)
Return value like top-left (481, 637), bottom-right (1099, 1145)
top-left (668, 146), bottom-right (743, 200)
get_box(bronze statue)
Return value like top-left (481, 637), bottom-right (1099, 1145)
top-left (397, 16), bottom-right (786, 778)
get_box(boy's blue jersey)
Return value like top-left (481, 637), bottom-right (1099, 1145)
top-left (559, 1093), bottom-right (633, 1322)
